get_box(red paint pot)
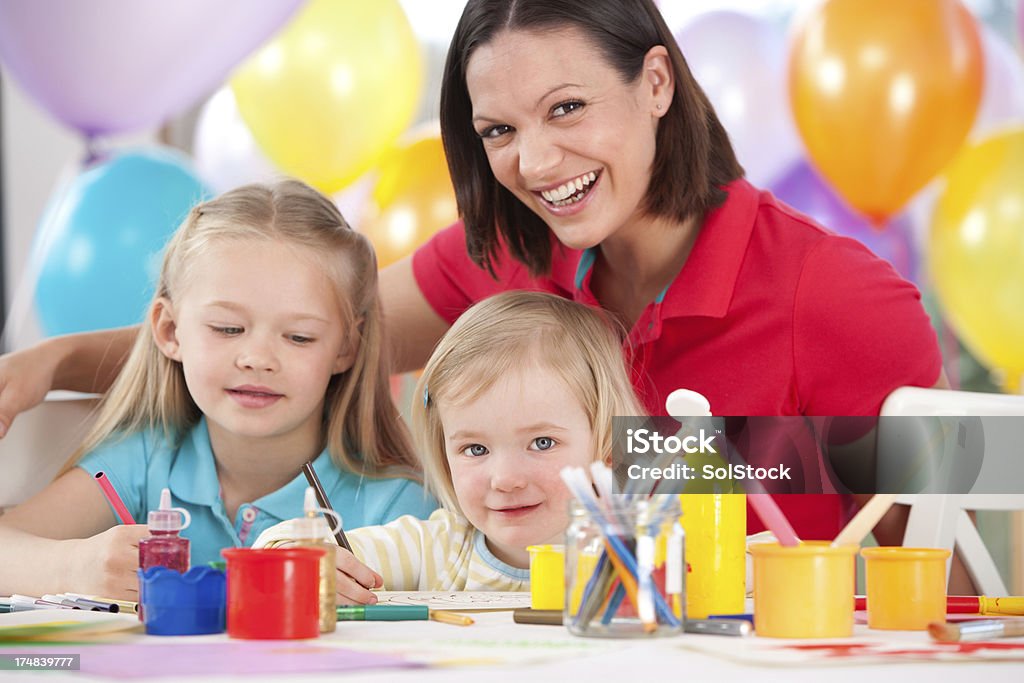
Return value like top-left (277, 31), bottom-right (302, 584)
top-left (222, 547), bottom-right (325, 639)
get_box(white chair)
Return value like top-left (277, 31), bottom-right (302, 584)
top-left (881, 386), bottom-right (1024, 594)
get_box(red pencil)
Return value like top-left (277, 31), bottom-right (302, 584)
top-left (94, 471), bottom-right (136, 524)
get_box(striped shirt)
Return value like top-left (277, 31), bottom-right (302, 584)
top-left (253, 509), bottom-right (530, 592)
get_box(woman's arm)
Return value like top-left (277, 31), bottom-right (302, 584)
top-left (379, 256), bottom-right (451, 373)
top-left (0, 326), bottom-right (137, 438)
top-left (0, 467), bottom-right (149, 598)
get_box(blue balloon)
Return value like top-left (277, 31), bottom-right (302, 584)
top-left (34, 148), bottom-right (211, 336)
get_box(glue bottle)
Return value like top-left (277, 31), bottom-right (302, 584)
top-left (667, 389), bottom-right (746, 619)
top-left (139, 488), bottom-right (191, 573)
top-left (291, 487), bottom-right (340, 633)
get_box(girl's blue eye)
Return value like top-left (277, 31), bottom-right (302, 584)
top-left (532, 437), bottom-right (555, 451)
top-left (212, 326), bottom-right (243, 336)
top-left (289, 335), bottom-right (314, 344)
top-left (552, 100), bottom-right (584, 117)
top-left (462, 444), bottom-right (489, 457)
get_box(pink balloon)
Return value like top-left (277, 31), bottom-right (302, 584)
top-left (0, 0), bottom-right (303, 137)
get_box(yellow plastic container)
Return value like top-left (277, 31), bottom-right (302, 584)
top-left (750, 541), bottom-right (857, 638)
top-left (527, 544), bottom-right (565, 610)
top-left (679, 493), bottom-right (746, 618)
top-left (860, 547), bottom-right (950, 630)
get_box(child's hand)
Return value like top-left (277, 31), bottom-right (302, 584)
top-left (66, 525), bottom-right (151, 599)
top-left (332, 546), bottom-right (384, 605)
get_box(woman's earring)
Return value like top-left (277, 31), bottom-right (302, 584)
top-left (655, 103), bottom-right (663, 110)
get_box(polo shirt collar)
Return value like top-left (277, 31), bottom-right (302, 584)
top-left (572, 178), bottom-right (759, 319)
top-left (168, 417), bottom-right (220, 507)
top-left (168, 416), bottom-right (340, 522)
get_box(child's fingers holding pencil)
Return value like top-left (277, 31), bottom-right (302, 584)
top-left (332, 547), bottom-right (384, 604)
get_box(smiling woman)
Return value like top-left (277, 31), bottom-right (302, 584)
top-left (404, 0), bottom-right (945, 540)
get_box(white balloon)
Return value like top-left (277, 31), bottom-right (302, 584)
top-left (193, 87), bottom-right (281, 193)
top-left (674, 10), bottom-right (802, 186)
top-left (971, 25), bottom-right (1024, 139)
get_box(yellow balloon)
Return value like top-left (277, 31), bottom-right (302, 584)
top-left (231, 0), bottom-right (422, 194)
top-left (930, 128), bottom-right (1024, 383)
top-left (360, 134), bottom-right (457, 269)
top-left (789, 0), bottom-right (983, 222)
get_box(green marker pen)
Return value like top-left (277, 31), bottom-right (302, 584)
top-left (336, 605), bottom-right (430, 621)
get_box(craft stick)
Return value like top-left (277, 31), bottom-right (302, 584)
top-left (832, 494), bottom-right (898, 547)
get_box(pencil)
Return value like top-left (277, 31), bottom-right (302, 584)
top-left (301, 462), bottom-right (352, 551)
top-left (93, 471), bottom-right (136, 524)
top-left (430, 610), bottom-right (474, 626)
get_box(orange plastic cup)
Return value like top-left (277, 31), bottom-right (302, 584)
top-left (860, 547), bottom-right (950, 630)
top-left (750, 541), bottom-right (857, 638)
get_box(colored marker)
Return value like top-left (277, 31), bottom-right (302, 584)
top-left (54, 594), bottom-right (118, 612)
top-left (94, 471), bottom-right (136, 524)
top-left (855, 595), bottom-right (1024, 615)
top-left (708, 613), bottom-right (754, 623)
top-left (685, 618), bottom-right (752, 636)
top-left (513, 608), bottom-right (563, 626)
top-left (10, 595), bottom-right (77, 612)
top-left (42, 594), bottom-right (91, 610)
top-left (64, 593), bottom-right (136, 614)
top-left (336, 605), bottom-right (429, 621)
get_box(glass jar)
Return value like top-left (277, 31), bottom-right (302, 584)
top-left (564, 497), bottom-right (684, 637)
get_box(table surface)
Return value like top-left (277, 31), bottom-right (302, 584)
top-left (1, 608), bottom-right (1023, 683)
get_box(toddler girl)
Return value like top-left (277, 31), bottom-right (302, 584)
top-left (256, 290), bottom-right (646, 603)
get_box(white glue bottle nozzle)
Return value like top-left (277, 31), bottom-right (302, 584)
top-left (304, 487), bottom-right (318, 518)
top-left (147, 487), bottom-right (191, 532)
top-left (294, 486), bottom-right (330, 541)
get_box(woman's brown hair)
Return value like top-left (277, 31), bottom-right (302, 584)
top-left (440, 0), bottom-right (743, 277)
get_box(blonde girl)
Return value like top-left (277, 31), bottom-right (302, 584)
top-left (0, 180), bottom-right (435, 600)
top-left (256, 290), bottom-right (646, 603)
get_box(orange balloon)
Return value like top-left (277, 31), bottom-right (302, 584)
top-left (789, 0), bottom-right (983, 223)
top-left (360, 134), bottom-right (457, 269)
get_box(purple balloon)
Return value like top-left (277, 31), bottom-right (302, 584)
top-left (769, 161), bottom-right (919, 283)
top-left (0, 0), bottom-right (304, 136)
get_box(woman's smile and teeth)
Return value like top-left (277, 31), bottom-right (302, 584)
top-left (534, 170), bottom-right (601, 212)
